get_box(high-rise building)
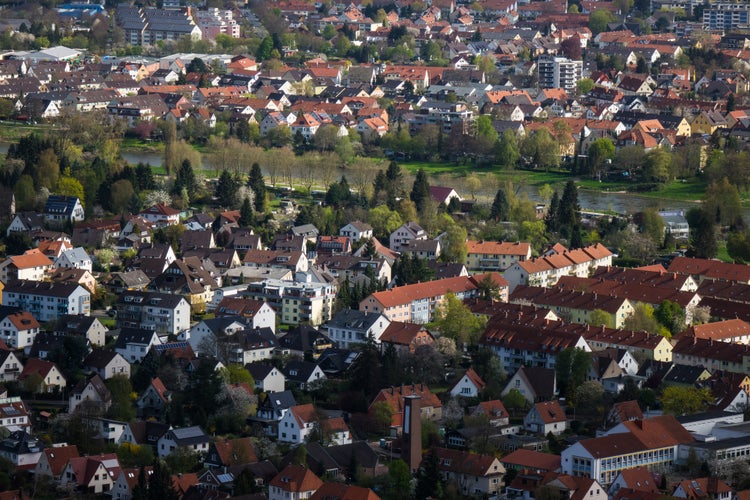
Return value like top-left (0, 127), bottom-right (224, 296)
top-left (538, 55), bottom-right (583, 91)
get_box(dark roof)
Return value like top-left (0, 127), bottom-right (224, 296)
top-left (3, 280), bottom-right (83, 297)
top-left (259, 390), bottom-right (296, 411)
top-left (0, 431), bottom-right (43, 455)
top-left (245, 362), bottom-right (276, 381)
top-left (663, 364), bottom-right (708, 384)
top-left (326, 309), bottom-right (383, 331)
top-left (282, 360), bottom-right (320, 383)
top-left (58, 314), bottom-right (101, 335)
top-left (167, 426), bottom-right (209, 446)
top-left (277, 325), bottom-right (331, 353)
top-left (115, 328), bottom-right (157, 349)
top-left (83, 349), bottom-right (122, 369)
top-left (516, 366), bottom-right (556, 401)
top-left (44, 195), bottom-right (80, 216)
top-left (116, 290), bottom-right (186, 309)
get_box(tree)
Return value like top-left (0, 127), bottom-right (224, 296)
top-left (410, 168), bottom-right (431, 214)
top-left (655, 300), bottom-right (685, 336)
top-left (106, 375), bottom-right (136, 422)
top-left (430, 292), bottom-right (486, 345)
top-left (588, 138), bottom-right (616, 178)
top-left (372, 401), bottom-right (394, 435)
top-left (574, 380), bottom-right (605, 415)
top-left (256, 36), bottom-right (274, 61)
top-left (639, 208), bottom-right (665, 247)
top-left (522, 129), bottom-right (560, 170)
top-left (248, 163), bottom-right (267, 213)
top-left (624, 303), bottom-right (670, 337)
top-left (148, 459), bottom-right (179, 499)
top-left (14, 174), bottom-right (36, 211)
top-left (589, 9), bottom-right (616, 34)
top-left (222, 364), bottom-right (255, 386)
top-left (110, 180), bottom-right (135, 215)
top-left (490, 187), bottom-right (510, 221)
top-left (643, 147), bottom-right (673, 183)
top-left (57, 173), bottom-right (85, 207)
top-left (216, 170), bottom-right (239, 208)
top-left (560, 36), bottom-right (582, 60)
top-left (415, 450), bottom-right (444, 500)
top-left (503, 388), bottom-right (528, 415)
top-left (368, 205), bottom-right (402, 240)
top-left (576, 78), bottom-right (595, 95)
top-left (239, 197), bottom-right (254, 227)
top-left (687, 207), bottom-right (718, 259)
top-left (556, 347), bottom-right (591, 397)
top-left (440, 223), bottom-right (468, 264)
top-left (35, 148), bottom-right (60, 190)
top-left (661, 386), bottom-right (713, 415)
top-left (497, 129), bottom-right (520, 169)
top-left (558, 180), bottom-right (581, 238)
top-left (704, 178), bottom-right (742, 227)
top-left (173, 159), bottom-right (197, 199)
top-left (588, 309), bottom-right (614, 328)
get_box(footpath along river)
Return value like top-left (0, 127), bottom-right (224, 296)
top-left (2, 142), bottom-right (744, 220)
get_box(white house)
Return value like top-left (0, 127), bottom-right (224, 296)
top-left (325, 309), bottom-right (391, 349)
top-left (116, 292), bottom-right (190, 336)
top-left (449, 368), bottom-right (486, 398)
top-left (0, 351), bottom-right (22, 382)
top-left (3, 281), bottom-right (90, 322)
top-left (524, 401), bottom-right (568, 435)
top-left (268, 465), bottom-right (323, 500)
top-left (19, 358), bottom-right (66, 392)
top-left (278, 403), bottom-right (352, 446)
top-left (157, 426), bottom-right (210, 458)
top-left (114, 328), bottom-right (162, 363)
top-left (0, 310), bottom-right (40, 350)
top-left (44, 195), bottom-right (84, 225)
top-left (59, 454), bottom-right (120, 494)
top-left (247, 363), bottom-right (286, 393)
top-left (68, 374), bottom-right (111, 414)
top-left (186, 316), bottom-right (252, 354)
top-left (83, 349), bottom-right (131, 380)
top-left (55, 247), bottom-right (93, 272)
top-left (139, 204), bottom-right (180, 227)
top-left (339, 221), bottom-right (373, 243)
top-left (0, 250), bottom-right (54, 283)
top-left (389, 221), bottom-right (427, 251)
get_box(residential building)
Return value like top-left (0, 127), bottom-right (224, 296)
top-left (59, 454), bottom-right (121, 494)
top-left (524, 401), bottom-right (568, 435)
top-left (19, 358), bottom-right (66, 392)
top-left (115, 291), bottom-right (190, 336)
top-left (114, 328), bottom-right (162, 363)
top-left (339, 221), bottom-right (373, 242)
top-left (325, 309), bottom-right (391, 348)
top-left (449, 368), bottom-right (486, 398)
top-left (138, 204), bottom-right (181, 227)
top-left (157, 426), bottom-right (210, 458)
top-left (538, 56), bottom-right (583, 91)
top-left (0, 350), bottom-right (22, 382)
top-left (501, 366), bottom-right (557, 403)
top-left (116, 6), bottom-right (202, 46)
top-left (55, 247), bottom-right (92, 272)
top-left (0, 310), bottom-right (40, 350)
top-left (466, 240), bottom-right (532, 272)
top-left (278, 403), bottom-right (351, 445)
top-left (83, 349), bottom-right (131, 380)
top-left (389, 221), bottom-right (428, 252)
top-left (112, 467), bottom-right (153, 500)
top-left (205, 437), bottom-right (258, 468)
top-left (0, 250), bottom-right (54, 283)
top-left (68, 374), bottom-right (112, 414)
top-left (246, 363), bottom-right (286, 393)
top-left (0, 398), bottom-right (30, 431)
top-left (368, 384), bottom-right (443, 429)
top-left (434, 447), bottom-right (505, 497)
top-left (43, 195), bottom-right (84, 225)
top-left (0, 430), bottom-right (43, 468)
top-left (282, 360), bottom-right (327, 390)
top-left (35, 444), bottom-right (80, 479)
top-left (247, 279), bottom-right (336, 326)
top-left (3, 281), bottom-right (90, 322)
top-left (379, 321), bottom-right (435, 354)
top-left (56, 315), bottom-right (108, 347)
top-left (268, 464), bottom-right (323, 500)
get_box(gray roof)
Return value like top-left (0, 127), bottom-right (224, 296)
top-left (326, 309), bottom-right (384, 331)
top-left (168, 425), bottom-right (209, 445)
top-left (116, 291), bottom-right (186, 309)
top-left (115, 328), bottom-right (157, 349)
top-left (4, 281), bottom-right (84, 298)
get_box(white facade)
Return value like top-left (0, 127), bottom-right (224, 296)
top-left (55, 248), bottom-right (93, 272)
top-left (538, 56), bottom-right (583, 91)
top-left (3, 284), bottom-right (91, 322)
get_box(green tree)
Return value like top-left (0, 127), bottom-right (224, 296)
top-left (216, 170), bottom-right (239, 208)
top-left (430, 292), bottom-right (487, 345)
top-left (111, 179), bottom-right (135, 215)
top-left (35, 148), bottom-right (60, 190)
top-left (248, 163), bottom-right (267, 213)
top-left (222, 364), bottom-right (255, 386)
top-left (655, 300), bottom-right (685, 336)
top-left (687, 207), bottom-right (718, 259)
top-left (588, 138), bottom-right (616, 178)
top-left (704, 177), bottom-right (742, 227)
top-left (623, 303), bottom-right (670, 337)
top-left (372, 400), bottom-right (394, 435)
top-left (503, 388), bottom-right (528, 415)
top-left (643, 147), bottom-right (673, 183)
top-left (173, 159), bottom-right (197, 198)
top-left (57, 173), bottom-right (85, 207)
top-left (496, 129), bottom-right (520, 169)
top-left (490, 187), bottom-right (510, 221)
top-left (727, 230), bottom-right (750, 263)
top-left (661, 386), bottom-right (713, 416)
top-left (440, 223), bottom-right (468, 264)
top-left (476, 115), bottom-right (498, 143)
top-left (239, 197), bottom-right (254, 227)
top-left (522, 129), bottom-right (560, 170)
top-left (148, 459), bottom-right (179, 499)
top-left (639, 208), bottom-right (665, 247)
top-left (588, 309), bottom-right (615, 328)
top-left (589, 9), bottom-right (616, 34)
top-left (106, 374), bottom-right (136, 422)
top-left (415, 450), bottom-right (444, 499)
top-left (368, 205), bottom-right (403, 240)
top-left (576, 78), bottom-right (595, 95)
top-left (410, 168), bottom-right (431, 214)
top-left (385, 460), bottom-right (412, 498)
top-left (256, 36), bottom-right (274, 61)
top-left (14, 174), bottom-right (36, 211)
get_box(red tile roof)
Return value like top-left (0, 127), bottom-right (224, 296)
top-left (501, 449), bottom-right (561, 472)
top-left (270, 465), bottom-right (323, 493)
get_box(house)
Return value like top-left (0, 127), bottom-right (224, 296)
top-left (524, 401), bottom-right (568, 435)
top-left (325, 309), bottom-right (391, 349)
top-left (231, 327), bottom-right (278, 364)
top-left (340, 221), bottom-right (374, 243)
top-left (268, 464), bottom-right (323, 500)
top-left (277, 325), bottom-right (333, 359)
top-left (68, 374), bottom-right (112, 414)
top-left (246, 362), bottom-right (285, 393)
top-left (0, 351), bottom-right (22, 382)
top-left (466, 241), bottom-right (532, 272)
top-left (252, 390), bottom-right (297, 437)
top-left (115, 291), bottom-right (190, 336)
top-left (43, 195), bottom-right (84, 225)
top-left (136, 377), bottom-right (171, 418)
top-left (56, 315), bottom-right (107, 347)
top-left (561, 415), bottom-right (694, 484)
top-left (6, 213), bottom-right (45, 236)
top-left (59, 453), bottom-right (120, 494)
top-left (186, 316), bottom-right (251, 354)
top-left (379, 321), bottom-right (435, 354)
top-left (673, 477), bottom-right (733, 500)
top-left (282, 360), bottom-right (327, 390)
top-left (0, 398), bottom-right (30, 431)
top-left (368, 384), bottom-right (443, 429)
top-left (205, 437), bottom-right (258, 468)
top-left (83, 349), bottom-right (131, 380)
top-left (118, 420), bottom-right (170, 448)
top-left (139, 204), bottom-right (180, 227)
top-left (310, 484), bottom-right (380, 500)
top-left (278, 403), bottom-right (351, 445)
top-left (472, 400), bottom-right (510, 427)
top-left (400, 239), bottom-right (441, 260)
top-left (50, 267), bottom-right (97, 294)
top-left (157, 426), bottom-right (210, 458)
top-left (433, 447), bottom-right (505, 497)
top-left (0, 250), bottom-right (54, 283)
top-left (107, 270), bottom-right (150, 294)
top-left (35, 444), bottom-right (80, 479)
top-left (19, 358), bottom-right (66, 392)
top-left (449, 368), bottom-right (486, 398)
top-left (0, 430), bottom-right (43, 468)
top-left (389, 221), bottom-right (427, 252)
top-left (112, 467), bottom-right (153, 500)
top-left (501, 366), bottom-right (557, 403)
top-left (3, 281), bottom-right (90, 322)
top-left (0, 310), bottom-right (40, 350)
top-left (55, 247), bottom-right (92, 272)
top-left (429, 186), bottom-right (462, 207)
top-left (114, 328), bottom-right (161, 363)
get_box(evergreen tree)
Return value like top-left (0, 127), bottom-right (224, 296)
top-left (490, 187), bottom-right (510, 221)
top-left (558, 180), bottom-right (581, 237)
top-left (148, 459), bottom-right (178, 500)
top-left (239, 197), bottom-right (254, 227)
top-left (545, 191), bottom-right (560, 233)
top-left (132, 466), bottom-right (148, 500)
top-left (216, 170), bottom-right (239, 208)
top-left (173, 159), bottom-right (197, 198)
top-left (415, 449), bottom-right (443, 499)
top-left (570, 225), bottom-right (584, 249)
top-left (385, 160), bottom-right (403, 197)
top-left (410, 168), bottom-right (431, 213)
top-left (248, 163), bottom-right (267, 212)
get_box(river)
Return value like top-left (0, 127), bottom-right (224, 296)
top-left (0, 141), bottom-right (730, 219)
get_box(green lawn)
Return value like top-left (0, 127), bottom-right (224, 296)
top-left (400, 160), bottom-right (473, 176)
top-left (121, 137), bottom-right (164, 153)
